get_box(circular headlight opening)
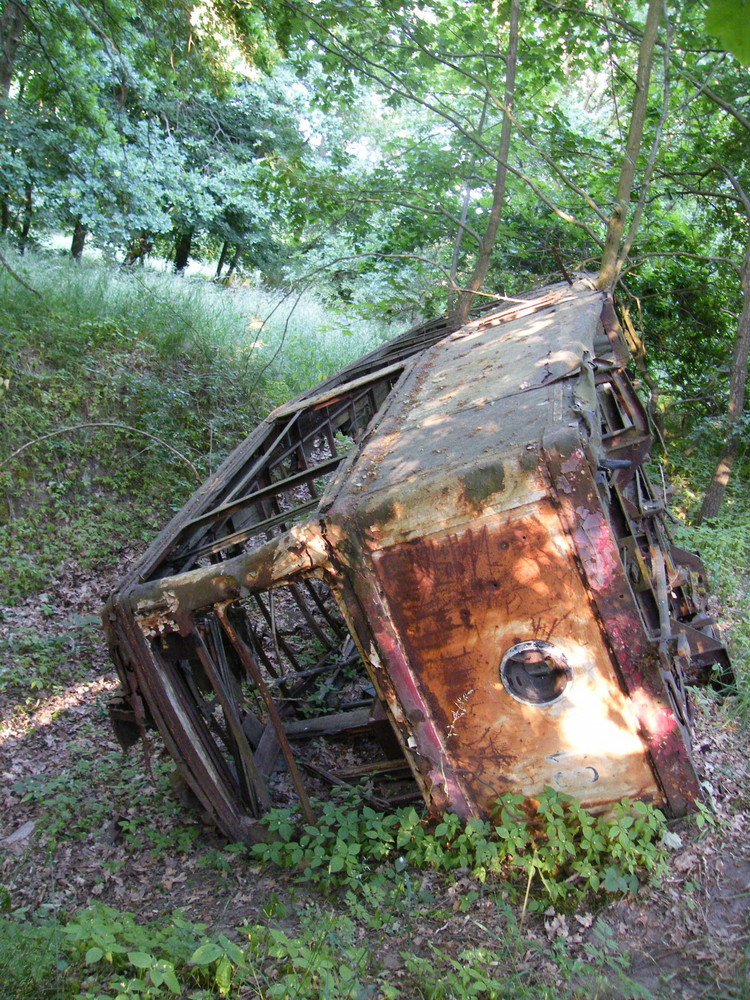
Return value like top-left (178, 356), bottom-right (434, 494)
top-left (500, 640), bottom-right (572, 706)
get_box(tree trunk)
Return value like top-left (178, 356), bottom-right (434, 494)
top-left (597, 0), bottom-right (662, 290)
top-left (619, 302), bottom-right (665, 437)
top-left (0, 0), bottom-right (26, 102)
top-left (19, 180), bottom-right (31, 252)
top-left (174, 229), bottom-right (193, 273)
top-left (448, 92), bottom-right (491, 313)
top-left (451, 0), bottom-right (520, 326)
top-left (215, 240), bottom-right (229, 279)
top-left (697, 245), bottom-right (750, 523)
top-left (1, 193), bottom-right (9, 232)
top-left (71, 216), bottom-right (87, 258)
top-left (124, 231), bottom-right (153, 265)
top-left (225, 244), bottom-right (242, 280)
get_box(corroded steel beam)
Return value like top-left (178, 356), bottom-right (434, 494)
top-left (128, 523), bottom-right (329, 634)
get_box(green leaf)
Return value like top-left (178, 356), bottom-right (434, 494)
top-left (128, 951), bottom-right (154, 970)
top-left (163, 969), bottom-right (181, 994)
top-left (221, 938), bottom-right (246, 966)
top-left (85, 946), bottom-right (104, 964)
top-left (706, 0), bottom-right (750, 63)
top-left (602, 866), bottom-right (629, 893)
top-left (339, 963), bottom-right (355, 982)
top-left (190, 942), bottom-right (223, 966)
top-left (215, 956), bottom-right (233, 995)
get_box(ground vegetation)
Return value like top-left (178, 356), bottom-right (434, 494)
top-left (0, 248), bottom-right (749, 999)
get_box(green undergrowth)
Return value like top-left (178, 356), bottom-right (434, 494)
top-left (680, 511), bottom-right (750, 708)
top-left (663, 445), bottom-right (750, 719)
top-left (0, 624), bottom-right (87, 691)
top-left (12, 751), bottom-right (203, 854)
top-left (0, 897), bottom-right (646, 1000)
top-left (0, 780), bottom-right (668, 999)
top-left (254, 787), bottom-right (667, 910)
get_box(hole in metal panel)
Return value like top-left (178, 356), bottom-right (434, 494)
top-left (500, 640), bottom-right (572, 706)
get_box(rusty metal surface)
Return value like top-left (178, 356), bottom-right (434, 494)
top-left (102, 278), bottom-right (731, 841)
top-left (369, 506), bottom-right (663, 816)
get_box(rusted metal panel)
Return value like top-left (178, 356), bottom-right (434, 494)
top-left (102, 278), bottom-right (731, 841)
top-left (370, 506), bottom-right (663, 816)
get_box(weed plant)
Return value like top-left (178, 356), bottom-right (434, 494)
top-left (253, 787), bottom-right (667, 909)
top-left (1, 774), bottom-right (667, 998)
top-left (13, 751), bottom-right (202, 853)
top-left (0, 897), bottom-right (647, 1000)
top-left (0, 626), bottom-right (82, 690)
top-left (0, 912), bottom-right (68, 1000)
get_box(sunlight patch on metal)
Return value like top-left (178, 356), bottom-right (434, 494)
top-left (102, 279), bottom-right (731, 842)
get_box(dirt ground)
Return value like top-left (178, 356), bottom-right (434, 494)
top-left (1, 562), bottom-right (749, 999)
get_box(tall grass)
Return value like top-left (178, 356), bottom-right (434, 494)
top-left (0, 247), bottom-right (392, 397)
top-left (230, 285), bottom-right (391, 399)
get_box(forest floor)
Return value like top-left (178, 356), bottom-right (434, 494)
top-left (1, 554), bottom-right (749, 999)
top-left (1, 253), bottom-right (749, 998)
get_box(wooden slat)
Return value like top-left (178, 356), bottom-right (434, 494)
top-left (180, 455), bottom-right (341, 533)
top-left (283, 706), bottom-right (371, 738)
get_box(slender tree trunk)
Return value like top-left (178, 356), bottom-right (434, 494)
top-left (597, 0), bottom-right (662, 290)
top-left (71, 216), bottom-right (87, 258)
top-left (448, 189), bottom-right (471, 305)
top-left (174, 229), bottom-right (193, 273)
top-left (225, 244), bottom-right (241, 280)
top-left (0, 0), bottom-right (26, 101)
top-left (1, 193), bottom-right (9, 232)
top-left (451, 0), bottom-right (520, 325)
top-left (215, 240), bottom-right (229, 279)
top-left (448, 92), bottom-right (491, 313)
top-left (697, 244), bottom-right (750, 523)
top-left (19, 180), bottom-right (31, 252)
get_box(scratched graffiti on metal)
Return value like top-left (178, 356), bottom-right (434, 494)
top-left (102, 279), bottom-right (732, 842)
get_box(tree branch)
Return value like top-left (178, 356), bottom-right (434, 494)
top-left (396, 17), bottom-right (609, 225)
top-left (453, 0), bottom-right (520, 321)
top-left (677, 66), bottom-right (750, 133)
top-left (357, 192), bottom-right (483, 246)
top-left (0, 248), bottom-right (43, 298)
top-left (0, 423), bottom-right (202, 481)
top-left (718, 164), bottom-right (750, 221)
top-left (284, 2), bottom-right (602, 247)
top-left (597, 0), bottom-right (663, 289)
top-left (619, 6), bottom-right (672, 263)
top-left (622, 251), bottom-right (742, 278)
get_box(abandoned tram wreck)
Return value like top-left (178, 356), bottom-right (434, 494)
top-left (103, 279), bottom-right (731, 842)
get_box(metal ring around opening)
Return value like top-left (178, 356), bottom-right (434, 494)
top-left (500, 640), bottom-right (572, 706)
